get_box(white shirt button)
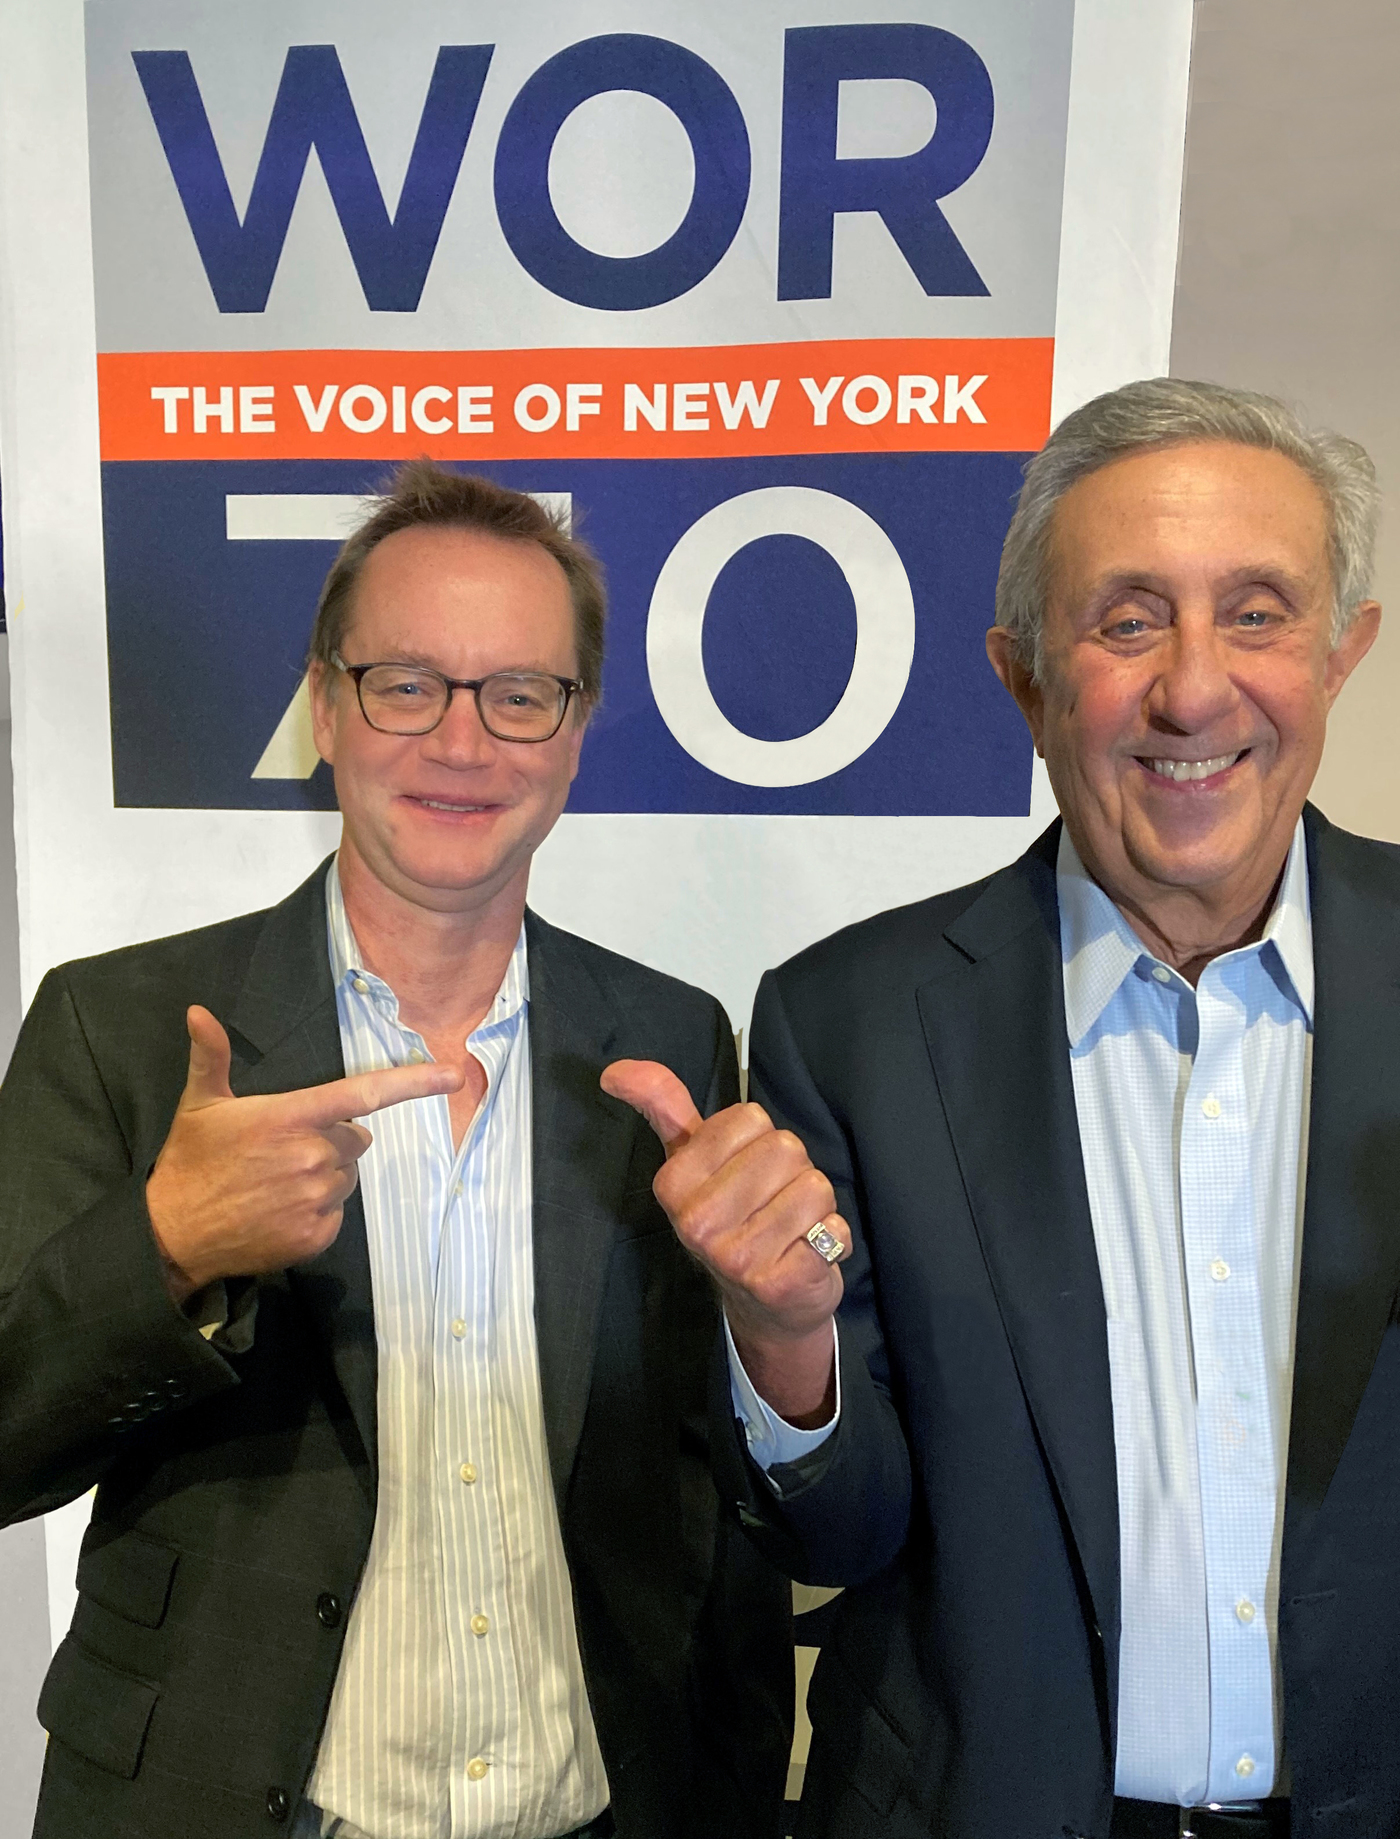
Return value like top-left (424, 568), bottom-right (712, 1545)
top-left (1235, 1755), bottom-right (1256, 1779)
top-left (1235, 1597), bottom-right (1257, 1624)
top-left (459, 1461), bottom-right (478, 1484)
top-left (407, 1047), bottom-right (427, 1064)
top-left (351, 977), bottom-right (370, 995)
top-left (1202, 1094), bottom-right (1222, 1119)
top-left (451, 1318), bottom-right (467, 1340)
top-left (453, 1181), bottom-right (464, 1197)
top-left (1151, 964), bottom-right (1171, 985)
top-left (1210, 1258), bottom-right (1231, 1282)
top-left (470, 1613), bottom-right (490, 1637)
top-left (467, 1758), bottom-right (489, 1781)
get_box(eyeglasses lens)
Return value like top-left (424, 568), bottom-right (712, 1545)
top-left (478, 675), bottom-right (568, 739)
top-left (358, 666), bottom-right (448, 734)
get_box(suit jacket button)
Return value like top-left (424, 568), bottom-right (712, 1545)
top-left (266, 1786), bottom-right (290, 1821)
top-left (316, 1592), bottom-right (343, 1629)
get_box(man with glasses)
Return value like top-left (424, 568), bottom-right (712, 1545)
top-left (0, 463), bottom-right (791, 1839)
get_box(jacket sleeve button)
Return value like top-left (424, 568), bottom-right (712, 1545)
top-left (316, 1592), bottom-right (343, 1629)
top-left (265, 1786), bottom-right (290, 1821)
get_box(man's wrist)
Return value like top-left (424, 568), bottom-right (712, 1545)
top-left (728, 1316), bottom-right (837, 1429)
top-left (156, 1247), bottom-right (199, 1307)
top-left (145, 1180), bottom-right (204, 1305)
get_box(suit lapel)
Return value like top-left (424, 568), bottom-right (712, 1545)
top-left (224, 859), bottom-right (379, 1496)
top-left (1287, 808), bottom-right (1400, 1530)
top-left (916, 828), bottom-right (1121, 1675)
top-left (525, 910), bottom-right (640, 1511)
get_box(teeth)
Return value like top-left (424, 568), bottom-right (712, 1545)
top-left (1146, 752), bottom-right (1242, 783)
top-left (420, 799), bottom-right (485, 812)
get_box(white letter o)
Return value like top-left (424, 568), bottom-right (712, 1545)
top-left (842, 374), bottom-right (893, 426)
top-left (646, 486), bottom-right (915, 787)
top-left (339, 385), bottom-right (387, 433)
top-left (514, 384), bottom-right (562, 432)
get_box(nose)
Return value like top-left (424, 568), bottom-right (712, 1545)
top-left (419, 685), bottom-right (498, 768)
top-left (1145, 611), bottom-right (1240, 736)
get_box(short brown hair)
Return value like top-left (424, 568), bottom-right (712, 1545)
top-left (307, 460), bottom-right (607, 703)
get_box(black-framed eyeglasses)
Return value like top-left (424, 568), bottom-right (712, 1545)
top-left (331, 652), bottom-right (583, 742)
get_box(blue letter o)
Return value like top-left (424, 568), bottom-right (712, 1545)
top-left (494, 34), bottom-right (751, 311)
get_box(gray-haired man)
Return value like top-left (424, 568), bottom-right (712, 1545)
top-left (608, 380), bottom-right (1398, 1839)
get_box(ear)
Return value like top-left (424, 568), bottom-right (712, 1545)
top-left (307, 660), bottom-right (338, 766)
top-left (985, 625), bottom-right (1047, 756)
top-left (1324, 600), bottom-right (1381, 709)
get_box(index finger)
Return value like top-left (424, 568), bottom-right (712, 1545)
top-left (280, 1060), bottom-right (463, 1127)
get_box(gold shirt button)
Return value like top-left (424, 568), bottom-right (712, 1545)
top-left (470, 1613), bottom-right (489, 1636)
top-left (467, 1758), bottom-right (489, 1781)
top-left (459, 1462), bottom-right (478, 1484)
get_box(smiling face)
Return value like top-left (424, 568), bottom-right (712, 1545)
top-left (987, 439), bottom-right (1380, 946)
top-left (309, 522), bottom-right (586, 922)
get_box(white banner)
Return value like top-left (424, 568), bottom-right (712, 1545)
top-left (0, 0), bottom-right (1192, 1653)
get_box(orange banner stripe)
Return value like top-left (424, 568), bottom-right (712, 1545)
top-left (97, 338), bottom-right (1053, 463)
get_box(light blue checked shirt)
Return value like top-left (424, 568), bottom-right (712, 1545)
top-left (1060, 820), bottom-right (1311, 1807)
top-left (307, 863), bottom-right (607, 1839)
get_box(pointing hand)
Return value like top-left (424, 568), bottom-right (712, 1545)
top-left (147, 1005), bottom-right (462, 1298)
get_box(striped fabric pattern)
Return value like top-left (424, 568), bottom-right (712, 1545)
top-left (307, 862), bottom-right (608, 1839)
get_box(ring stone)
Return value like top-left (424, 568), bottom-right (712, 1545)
top-left (805, 1221), bottom-right (843, 1265)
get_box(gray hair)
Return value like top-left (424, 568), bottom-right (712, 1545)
top-left (994, 377), bottom-right (1380, 679)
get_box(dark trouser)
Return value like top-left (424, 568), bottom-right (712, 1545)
top-left (1111, 1799), bottom-right (1290, 1838)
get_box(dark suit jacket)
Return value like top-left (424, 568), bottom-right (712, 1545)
top-left (721, 806), bottom-right (1400, 1839)
top-left (0, 862), bottom-right (792, 1839)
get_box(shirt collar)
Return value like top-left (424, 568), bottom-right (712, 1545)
top-left (1057, 817), bottom-right (1313, 1048)
top-left (324, 857), bottom-right (530, 1029)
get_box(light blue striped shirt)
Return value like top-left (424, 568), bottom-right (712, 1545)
top-left (308, 863), bottom-right (607, 1839)
top-left (1060, 820), bottom-right (1311, 1807)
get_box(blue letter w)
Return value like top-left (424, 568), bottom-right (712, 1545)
top-left (133, 44), bottom-right (493, 313)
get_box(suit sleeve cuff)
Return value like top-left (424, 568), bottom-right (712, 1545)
top-left (181, 1275), bottom-right (256, 1349)
top-left (723, 1313), bottom-right (840, 1474)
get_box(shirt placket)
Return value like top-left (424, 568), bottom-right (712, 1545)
top-left (1181, 962), bottom-right (1278, 1803)
top-left (434, 1009), bottom-right (525, 1839)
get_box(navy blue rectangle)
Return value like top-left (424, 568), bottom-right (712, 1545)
top-left (101, 454), bottom-right (1033, 815)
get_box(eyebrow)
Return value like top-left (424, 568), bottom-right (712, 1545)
top-left (355, 648), bottom-right (566, 675)
top-left (1077, 564), bottom-right (1311, 619)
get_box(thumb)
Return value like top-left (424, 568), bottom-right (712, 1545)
top-left (601, 1059), bottom-right (704, 1157)
top-left (179, 1004), bottom-right (235, 1109)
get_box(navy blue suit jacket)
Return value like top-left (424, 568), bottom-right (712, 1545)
top-left (722, 806), bottom-right (1400, 1839)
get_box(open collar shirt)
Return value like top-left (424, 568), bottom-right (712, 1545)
top-left (1059, 821), bottom-right (1312, 1808)
top-left (307, 862), bottom-right (607, 1839)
